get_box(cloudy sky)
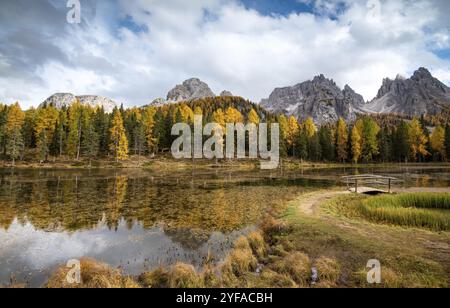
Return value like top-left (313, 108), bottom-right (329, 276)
top-left (1, 0), bottom-right (450, 109)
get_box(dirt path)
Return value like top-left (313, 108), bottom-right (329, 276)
top-left (299, 190), bottom-right (350, 215)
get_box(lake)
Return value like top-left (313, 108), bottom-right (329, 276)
top-left (0, 166), bottom-right (449, 287)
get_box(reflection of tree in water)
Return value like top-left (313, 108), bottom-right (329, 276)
top-left (0, 202), bottom-right (15, 230)
top-left (104, 175), bottom-right (128, 231)
top-left (0, 173), bottom-right (303, 234)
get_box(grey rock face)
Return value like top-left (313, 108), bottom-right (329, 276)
top-left (40, 93), bottom-right (77, 109)
top-left (360, 67), bottom-right (450, 115)
top-left (40, 93), bottom-right (117, 113)
top-left (220, 90), bottom-right (233, 97)
top-left (261, 75), bottom-right (363, 124)
top-left (149, 98), bottom-right (167, 107)
top-left (76, 95), bottom-right (117, 113)
top-left (167, 78), bottom-right (215, 102)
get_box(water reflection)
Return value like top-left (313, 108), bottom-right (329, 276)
top-left (0, 168), bottom-right (327, 287)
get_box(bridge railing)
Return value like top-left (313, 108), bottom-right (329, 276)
top-left (340, 174), bottom-right (403, 194)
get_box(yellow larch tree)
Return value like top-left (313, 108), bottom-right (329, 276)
top-left (351, 125), bottom-right (362, 164)
top-left (336, 118), bottom-right (348, 163)
top-left (408, 118), bottom-right (429, 161)
top-left (430, 125), bottom-right (446, 161)
top-left (286, 116), bottom-right (299, 156)
top-left (142, 106), bottom-right (157, 154)
top-left (302, 117), bottom-right (317, 138)
top-left (110, 111), bottom-right (129, 162)
top-left (247, 109), bottom-right (260, 125)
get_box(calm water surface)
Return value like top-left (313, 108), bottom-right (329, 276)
top-left (0, 166), bottom-right (448, 287)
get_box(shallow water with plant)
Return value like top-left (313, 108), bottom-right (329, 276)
top-left (0, 166), bottom-right (448, 287)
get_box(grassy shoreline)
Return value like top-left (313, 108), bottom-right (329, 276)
top-left (1, 155), bottom-right (449, 171)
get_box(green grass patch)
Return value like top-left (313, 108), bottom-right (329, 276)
top-left (358, 193), bottom-right (450, 231)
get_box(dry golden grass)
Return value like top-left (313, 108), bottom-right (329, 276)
top-left (138, 267), bottom-right (169, 288)
top-left (234, 236), bottom-right (251, 250)
top-left (46, 258), bottom-right (140, 288)
top-left (247, 231), bottom-right (267, 259)
top-left (217, 236), bottom-right (260, 287)
top-left (201, 265), bottom-right (221, 288)
top-left (261, 216), bottom-right (289, 238)
top-left (355, 266), bottom-right (403, 288)
top-left (0, 283), bottom-right (26, 289)
top-left (229, 247), bottom-right (258, 276)
top-left (315, 257), bottom-right (341, 285)
top-left (271, 252), bottom-right (311, 286)
top-left (259, 269), bottom-right (298, 288)
top-left (168, 263), bottom-right (204, 288)
top-left (381, 267), bottom-right (403, 288)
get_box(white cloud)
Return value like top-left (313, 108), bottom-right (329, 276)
top-left (0, 0), bottom-right (449, 109)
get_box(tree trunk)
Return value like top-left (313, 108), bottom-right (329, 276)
top-left (59, 132), bottom-right (63, 157)
top-left (76, 119), bottom-right (82, 160)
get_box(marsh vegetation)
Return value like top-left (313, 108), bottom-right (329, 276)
top-left (357, 193), bottom-right (450, 230)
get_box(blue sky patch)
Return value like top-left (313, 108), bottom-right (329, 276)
top-left (433, 49), bottom-right (450, 60)
top-left (240, 0), bottom-right (314, 16)
top-left (119, 15), bottom-right (148, 34)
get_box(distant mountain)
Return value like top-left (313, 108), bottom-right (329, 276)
top-left (358, 67), bottom-right (450, 115)
top-left (261, 74), bottom-right (364, 124)
top-left (220, 90), bottom-right (233, 97)
top-left (147, 78), bottom-right (217, 107)
top-left (149, 98), bottom-right (167, 107)
top-left (40, 93), bottom-right (117, 113)
top-left (167, 78), bottom-right (215, 102)
top-left (261, 67), bottom-right (450, 123)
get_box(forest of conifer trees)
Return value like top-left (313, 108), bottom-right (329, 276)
top-left (0, 96), bottom-right (449, 166)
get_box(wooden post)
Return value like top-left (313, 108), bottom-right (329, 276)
top-left (355, 179), bottom-right (358, 194)
top-left (388, 179), bottom-right (391, 194)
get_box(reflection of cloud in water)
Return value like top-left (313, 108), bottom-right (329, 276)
top-left (0, 218), bottom-right (249, 287)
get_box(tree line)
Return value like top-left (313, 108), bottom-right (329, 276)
top-left (0, 96), bottom-right (449, 166)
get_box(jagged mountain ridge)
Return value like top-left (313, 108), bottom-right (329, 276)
top-left (40, 93), bottom-right (117, 113)
top-left (261, 67), bottom-right (450, 123)
top-left (357, 67), bottom-right (450, 115)
top-left (261, 75), bottom-right (364, 124)
top-left (40, 68), bottom-right (450, 122)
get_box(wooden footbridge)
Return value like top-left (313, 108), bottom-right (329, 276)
top-left (340, 174), bottom-right (402, 194)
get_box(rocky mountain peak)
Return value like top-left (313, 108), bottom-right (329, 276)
top-left (166, 78), bottom-right (215, 102)
top-left (261, 75), bottom-right (363, 124)
top-left (220, 90), bottom-right (233, 97)
top-left (40, 93), bottom-right (117, 113)
top-left (359, 67), bottom-right (450, 115)
top-left (343, 84), bottom-right (355, 94)
top-left (412, 67), bottom-right (433, 81)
